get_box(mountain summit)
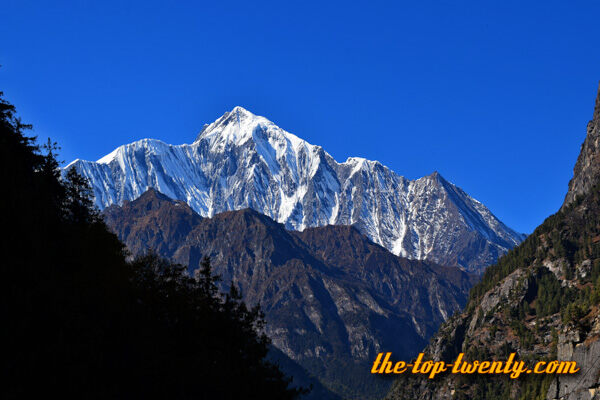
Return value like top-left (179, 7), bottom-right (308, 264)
top-left (194, 106), bottom-right (293, 147)
top-left (66, 107), bottom-right (524, 273)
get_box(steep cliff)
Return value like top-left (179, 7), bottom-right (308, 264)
top-left (563, 82), bottom-right (600, 208)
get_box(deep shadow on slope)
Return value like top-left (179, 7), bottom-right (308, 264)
top-left (1, 92), bottom-right (300, 399)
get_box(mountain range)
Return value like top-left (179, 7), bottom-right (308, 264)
top-left (68, 106), bottom-right (524, 273)
top-left (102, 189), bottom-right (476, 399)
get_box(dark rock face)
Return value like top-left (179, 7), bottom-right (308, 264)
top-left (386, 81), bottom-right (600, 400)
top-left (103, 189), bottom-right (476, 400)
top-left (563, 82), bottom-right (600, 208)
top-left (548, 325), bottom-right (600, 400)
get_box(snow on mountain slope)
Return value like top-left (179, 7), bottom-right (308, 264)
top-left (66, 106), bottom-right (525, 273)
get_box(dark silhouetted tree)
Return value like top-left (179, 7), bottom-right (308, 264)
top-left (1, 91), bottom-right (303, 399)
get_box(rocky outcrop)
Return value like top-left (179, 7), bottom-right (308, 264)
top-left (547, 317), bottom-right (600, 400)
top-left (563, 82), bottom-right (600, 208)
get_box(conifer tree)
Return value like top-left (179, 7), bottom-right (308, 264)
top-left (1, 91), bottom-right (303, 399)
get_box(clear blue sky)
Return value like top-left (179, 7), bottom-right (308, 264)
top-left (1, 1), bottom-right (599, 233)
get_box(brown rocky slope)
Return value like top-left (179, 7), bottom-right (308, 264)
top-left (103, 189), bottom-right (476, 400)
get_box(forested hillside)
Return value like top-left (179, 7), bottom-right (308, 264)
top-left (0, 91), bottom-right (301, 399)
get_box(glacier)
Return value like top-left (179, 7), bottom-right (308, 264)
top-left (66, 106), bottom-right (525, 273)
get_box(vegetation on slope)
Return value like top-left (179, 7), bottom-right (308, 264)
top-left (0, 91), bottom-right (302, 399)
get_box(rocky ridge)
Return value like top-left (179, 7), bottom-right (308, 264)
top-left (564, 82), bottom-right (600, 208)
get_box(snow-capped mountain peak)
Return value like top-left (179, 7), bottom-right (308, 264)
top-left (195, 106), bottom-right (308, 152)
top-left (196, 106), bottom-right (261, 145)
top-left (66, 107), bottom-right (525, 273)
